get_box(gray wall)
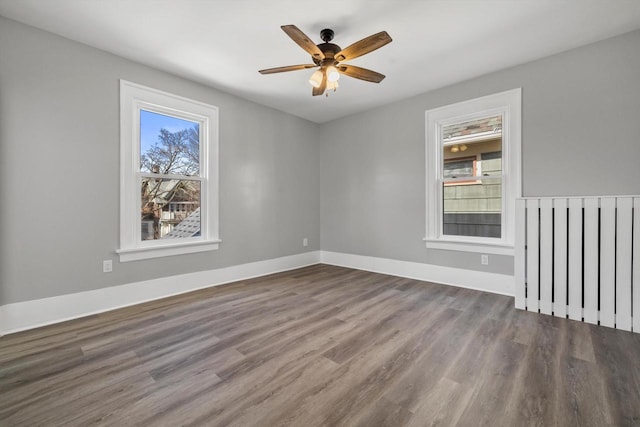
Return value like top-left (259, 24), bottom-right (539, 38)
top-left (320, 29), bottom-right (640, 276)
top-left (2, 16), bottom-right (639, 305)
top-left (0, 17), bottom-right (320, 305)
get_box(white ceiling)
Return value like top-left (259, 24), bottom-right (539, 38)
top-left (1, 1), bottom-right (640, 123)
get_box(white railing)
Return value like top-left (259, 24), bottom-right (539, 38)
top-left (515, 196), bottom-right (640, 333)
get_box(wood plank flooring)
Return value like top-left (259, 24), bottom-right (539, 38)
top-left (1, 264), bottom-right (640, 426)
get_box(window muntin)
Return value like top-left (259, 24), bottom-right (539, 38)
top-left (119, 81), bottom-right (219, 261)
top-left (425, 89), bottom-right (521, 254)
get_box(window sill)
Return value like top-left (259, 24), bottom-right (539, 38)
top-left (117, 239), bottom-right (221, 262)
top-left (424, 238), bottom-right (514, 256)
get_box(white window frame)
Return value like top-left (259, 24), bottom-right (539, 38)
top-left (117, 80), bottom-right (220, 262)
top-left (425, 88), bottom-right (521, 255)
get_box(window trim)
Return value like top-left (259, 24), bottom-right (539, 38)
top-left (424, 89), bottom-right (521, 255)
top-left (117, 80), bottom-right (220, 262)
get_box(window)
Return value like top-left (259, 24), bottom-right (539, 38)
top-left (118, 81), bottom-right (220, 261)
top-left (425, 89), bottom-right (521, 255)
top-left (443, 156), bottom-right (477, 184)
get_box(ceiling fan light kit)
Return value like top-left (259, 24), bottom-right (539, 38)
top-left (309, 69), bottom-right (324, 88)
top-left (259, 25), bottom-right (392, 97)
top-left (326, 65), bottom-right (340, 82)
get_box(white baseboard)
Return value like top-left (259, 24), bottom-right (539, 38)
top-left (319, 251), bottom-right (514, 297)
top-left (0, 251), bottom-right (321, 336)
top-left (0, 250), bottom-right (514, 336)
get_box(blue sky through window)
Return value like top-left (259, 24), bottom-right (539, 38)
top-left (140, 109), bottom-right (199, 156)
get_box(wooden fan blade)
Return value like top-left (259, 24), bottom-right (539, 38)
top-left (281, 25), bottom-right (324, 59)
top-left (259, 64), bottom-right (317, 74)
top-left (338, 65), bottom-right (385, 83)
top-left (335, 31), bottom-right (392, 62)
top-left (312, 70), bottom-right (327, 96)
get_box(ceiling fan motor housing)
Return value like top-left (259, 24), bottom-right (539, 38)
top-left (313, 43), bottom-right (341, 64)
top-left (314, 30), bottom-right (341, 65)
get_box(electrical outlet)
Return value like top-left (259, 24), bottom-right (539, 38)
top-left (303, 238), bottom-right (308, 247)
top-left (481, 254), bottom-right (489, 265)
top-left (103, 260), bottom-right (113, 273)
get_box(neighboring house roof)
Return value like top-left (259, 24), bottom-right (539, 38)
top-left (163, 207), bottom-right (201, 238)
top-left (143, 178), bottom-right (199, 206)
top-left (443, 116), bottom-right (502, 140)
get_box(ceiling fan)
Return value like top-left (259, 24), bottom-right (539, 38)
top-left (259, 25), bottom-right (392, 96)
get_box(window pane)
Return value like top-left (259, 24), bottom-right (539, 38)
top-left (442, 115), bottom-right (502, 178)
top-left (141, 178), bottom-right (201, 240)
top-left (442, 177), bottom-right (501, 238)
top-left (140, 110), bottom-right (200, 176)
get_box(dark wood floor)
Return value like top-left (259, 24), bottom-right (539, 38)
top-left (1, 264), bottom-right (639, 426)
